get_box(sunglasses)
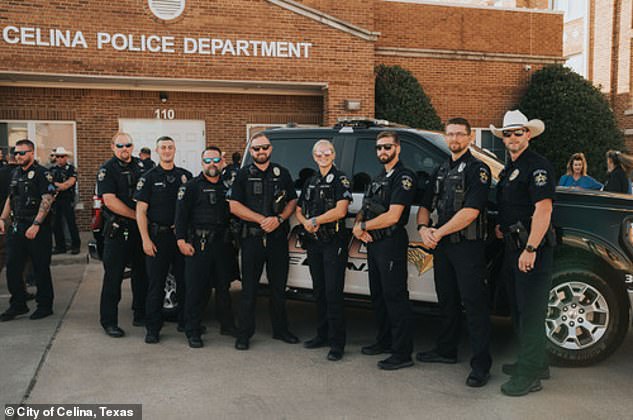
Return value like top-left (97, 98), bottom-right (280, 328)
top-left (375, 144), bottom-right (396, 151)
top-left (502, 129), bottom-right (527, 138)
top-left (15, 150), bottom-right (31, 156)
top-left (115, 143), bottom-right (133, 149)
top-left (314, 150), bottom-right (333, 158)
top-left (251, 144), bottom-right (271, 152)
top-left (202, 157), bottom-right (222, 164)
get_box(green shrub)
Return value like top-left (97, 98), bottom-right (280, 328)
top-left (375, 64), bottom-right (443, 131)
top-left (518, 64), bottom-right (624, 181)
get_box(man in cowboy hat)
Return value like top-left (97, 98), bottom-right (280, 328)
top-left (50, 146), bottom-right (81, 255)
top-left (491, 110), bottom-right (556, 396)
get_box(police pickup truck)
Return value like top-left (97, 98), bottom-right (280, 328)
top-left (250, 119), bottom-right (633, 367)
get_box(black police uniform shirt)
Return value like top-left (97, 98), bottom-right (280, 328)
top-left (142, 158), bottom-right (156, 170)
top-left (603, 166), bottom-right (631, 194)
top-left (97, 156), bottom-right (146, 211)
top-left (421, 150), bottom-right (491, 226)
top-left (368, 160), bottom-right (417, 227)
top-left (496, 148), bottom-right (556, 232)
top-left (50, 163), bottom-right (77, 201)
top-left (9, 162), bottom-right (56, 223)
top-left (133, 165), bottom-right (192, 227)
top-left (229, 162), bottom-right (297, 224)
top-left (174, 173), bottom-right (231, 241)
top-left (297, 166), bottom-right (352, 219)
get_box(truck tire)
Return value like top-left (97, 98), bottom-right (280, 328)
top-left (545, 269), bottom-right (629, 366)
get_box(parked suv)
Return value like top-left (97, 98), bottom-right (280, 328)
top-left (251, 119), bottom-right (633, 367)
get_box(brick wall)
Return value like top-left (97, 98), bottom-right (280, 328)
top-left (0, 87), bottom-right (323, 229)
top-left (0, 0), bottom-right (376, 121)
top-left (294, 0), bottom-right (375, 30)
top-left (376, 56), bottom-right (544, 128)
top-left (375, 2), bottom-right (562, 57)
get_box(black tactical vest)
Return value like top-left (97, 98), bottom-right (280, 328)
top-left (191, 182), bottom-right (230, 228)
top-left (10, 167), bottom-right (43, 221)
top-left (244, 164), bottom-right (286, 218)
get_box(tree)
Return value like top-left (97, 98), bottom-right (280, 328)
top-left (518, 64), bottom-right (624, 181)
top-left (375, 64), bottom-right (443, 130)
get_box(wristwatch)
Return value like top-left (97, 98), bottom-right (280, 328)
top-left (360, 221), bottom-right (367, 231)
top-left (417, 223), bottom-right (428, 230)
top-left (310, 217), bottom-right (318, 227)
top-left (525, 244), bottom-right (537, 253)
top-left (276, 215), bottom-right (284, 224)
top-left (33, 220), bottom-right (41, 226)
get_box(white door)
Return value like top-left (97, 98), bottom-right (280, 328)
top-left (118, 119), bottom-right (205, 174)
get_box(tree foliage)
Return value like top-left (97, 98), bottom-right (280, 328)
top-left (375, 64), bottom-right (443, 130)
top-left (518, 64), bottom-right (624, 181)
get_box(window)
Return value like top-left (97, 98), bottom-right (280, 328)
top-left (351, 135), bottom-right (444, 193)
top-left (477, 129), bottom-right (507, 163)
top-left (244, 136), bottom-right (335, 189)
top-left (0, 121), bottom-right (76, 166)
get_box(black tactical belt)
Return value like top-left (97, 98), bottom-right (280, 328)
top-left (150, 223), bottom-right (173, 233)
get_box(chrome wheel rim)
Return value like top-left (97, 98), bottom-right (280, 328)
top-left (546, 281), bottom-right (610, 350)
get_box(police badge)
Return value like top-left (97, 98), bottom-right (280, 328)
top-left (28, 170), bottom-right (35, 179)
top-left (458, 162), bottom-right (466, 173)
top-left (273, 166), bottom-right (281, 177)
top-left (326, 173), bottom-right (334, 183)
top-left (509, 169), bottom-right (520, 181)
top-left (181, 174), bottom-right (187, 184)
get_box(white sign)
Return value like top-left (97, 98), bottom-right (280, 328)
top-left (1, 25), bottom-right (313, 58)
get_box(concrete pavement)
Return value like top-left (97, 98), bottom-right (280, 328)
top-left (1, 256), bottom-right (633, 419)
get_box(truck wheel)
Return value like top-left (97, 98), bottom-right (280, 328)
top-left (545, 270), bottom-right (629, 366)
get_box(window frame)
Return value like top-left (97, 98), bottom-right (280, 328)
top-left (0, 120), bottom-right (78, 164)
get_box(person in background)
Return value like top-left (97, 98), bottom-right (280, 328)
top-left (603, 150), bottom-right (633, 194)
top-left (0, 148), bottom-right (6, 167)
top-left (51, 147), bottom-right (81, 255)
top-left (139, 147), bottom-right (156, 170)
top-left (558, 153), bottom-right (603, 190)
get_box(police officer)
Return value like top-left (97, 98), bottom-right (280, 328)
top-left (139, 147), bottom-right (156, 170)
top-left (0, 139), bottom-right (55, 321)
top-left (352, 131), bottom-right (416, 370)
top-left (491, 110), bottom-right (555, 396)
top-left (134, 136), bottom-right (192, 344)
top-left (295, 140), bottom-right (352, 361)
top-left (229, 132), bottom-right (298, 350)
top-left (416, 118), bottom-right (492, 387)
top-left (97, 132), bottom-right (148, 338)
top-left (50, 147), bottom-right (81, 255)
top-left (175, 146), bottom-right (235, 348)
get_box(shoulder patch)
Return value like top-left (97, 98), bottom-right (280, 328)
top-left (479, 167), bottom-right (490, 184)
top-left (177, 186), bottom-right (186, 200)
top-left (533, 169), bottom-right (549, 187)
top-left (45, 172), bottom-right (53, 183)
top-left (136, 177), bottom-right (145, 191)
top-left (98, 168), bottom-right (106, 181)
top-left (340, 175), bottom-right (351, 189)
top-left (138, 161), bottom-right (144, 168)
top-left (401, 174), bottom-right (414, 191)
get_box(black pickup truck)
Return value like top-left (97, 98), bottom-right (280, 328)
top-left (254, 119), bottom-right (633, 367)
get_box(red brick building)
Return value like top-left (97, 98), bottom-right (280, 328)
top-left (0, 0), bottom-right (562, 228)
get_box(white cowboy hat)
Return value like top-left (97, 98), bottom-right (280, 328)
top-left (489, 110), bottom-right (545, 139)
top-left (52, 146), bottom-right (72, 156)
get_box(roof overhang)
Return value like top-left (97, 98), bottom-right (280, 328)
top-left (0, 71), bottom-right (327, 96)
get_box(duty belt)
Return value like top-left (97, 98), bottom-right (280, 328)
top-left (369, 225), bottom-right (398, 241)
top-left (150, 223), bottom-right (173, 236)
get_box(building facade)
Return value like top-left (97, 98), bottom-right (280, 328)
top-left (0, 0), bottom-right (562, 228)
